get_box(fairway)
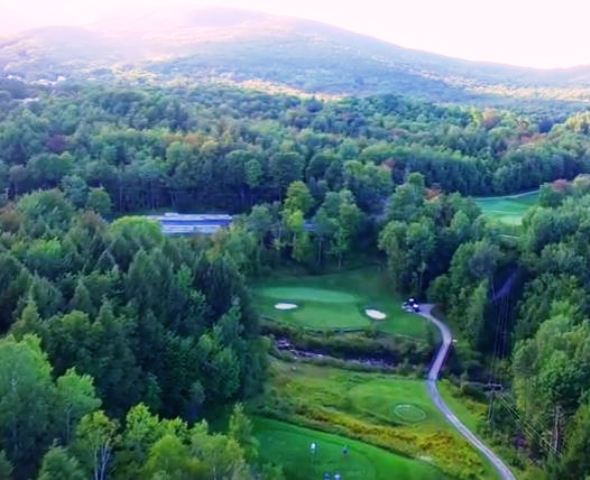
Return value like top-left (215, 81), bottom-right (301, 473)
top-left (474, 190), bottom-right (539, 225)
top-left (259, 287), bottom-right (361, 304)
top-left (254, 360), bottom-right (497, 479)
top-left (252, 267), bottom-right (433, 338)
top-left (254, 417), bottom-right (446, 480)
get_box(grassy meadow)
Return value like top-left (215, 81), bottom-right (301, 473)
top-left (252, 266), bottom-right (433, 339)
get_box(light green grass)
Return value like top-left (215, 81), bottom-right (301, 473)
top-left (259, 287), bottom-right (362, 304)
top-left (252, 266), bottom-right (433, 339)
top-left (393, 404), bottom-right (428, 423)
top-left (475, 190), bottom-right (539, 225)
top-left (253, 360), bottom-right (497, 479)
top-left (438, 381), bottom-right (487, 434)
top-left (254, 417), bottom-right (446, 480)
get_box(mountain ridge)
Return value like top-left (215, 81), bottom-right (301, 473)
top-left (2, 6), bottom-right (590, 104)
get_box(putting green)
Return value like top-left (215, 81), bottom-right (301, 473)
top-left (253, 417), bottom-right (446, 480)
top-left (393, 404), bottom-right (427, 423)
top-left (262, 286), bottom-right (361, 303)
top-left (252, 267), bottom-right (435, 339)
top-left (345, 378), bottom-right (437, 428)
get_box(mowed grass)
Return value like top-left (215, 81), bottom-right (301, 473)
top-left (474, 190), bottom-right (539, 226)
top-left (254, 417), bottom-right (446, 480)
top-left (252, 266), bottom-right (434, 339)
top-left (253, 360), bottom-right (497, 479)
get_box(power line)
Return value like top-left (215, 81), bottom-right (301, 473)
top-left (486, 272), bottom-right (567, 462)
top-left (495, 395), bottom-right (562, 458)
top-left (488, 288), bottom-right (511, 424)
top-left (496, 400), bottom-right (548, 449)
top-left (551, 404), bottom-right (565, 456)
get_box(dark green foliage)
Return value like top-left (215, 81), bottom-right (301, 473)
top-left (1, 84), bottom-right (589, 219)
top-left (380, 174), bottom-right (483, 297)
top-left (0, 191), bottom-right (267, 477)
top-left (85, 187), bottom-right (112, 216)
top-left (0, 451), bottom-right (13, 480)
top-left (0, 253), bottom-right (30, 331)
top-left (559, 400), bottom-right (590, 479)
top-left (0, 335), bottom-right (100, 478)
top-left (37, 446), bottom-right (84, 480)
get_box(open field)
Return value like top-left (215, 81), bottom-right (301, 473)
top-left (474, 190), bottom-right (539, 225)
top-left (252, 267), bottom-right (434, 339)
top-left (254, 417), bottom-right (447, 480)
top-left (252, 360), bottom-right (497, 479)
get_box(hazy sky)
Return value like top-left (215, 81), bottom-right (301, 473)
top-left (2, 0), bottom-right (589, 69)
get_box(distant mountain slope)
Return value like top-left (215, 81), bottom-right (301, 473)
top-left (2, 6), bottom-right (590, 104)
top-left (0, 26), bottom-right (135, 80)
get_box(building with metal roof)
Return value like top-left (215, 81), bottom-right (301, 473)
top-left (146, 213), bottom-right (232, 236)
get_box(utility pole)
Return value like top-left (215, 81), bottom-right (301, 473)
top-left (551, 404), bottom-right (563, 455)
top-left (487, 390), bottom-right (495, 427)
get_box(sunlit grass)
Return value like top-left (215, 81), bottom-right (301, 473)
top-left (253, 417), bottom-right (447, 480)
top-left (252, 266), bottom-right (435, 339)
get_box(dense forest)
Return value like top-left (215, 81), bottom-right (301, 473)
top-left (2, 75), bottom-right (590, 479)
top-left (0, 187), bottom-right (274, 478)
top-left (1, 82), bottom-right (590, 217)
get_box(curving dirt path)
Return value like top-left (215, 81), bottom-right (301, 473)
top-left (418, 304), bottom-right (517, 480)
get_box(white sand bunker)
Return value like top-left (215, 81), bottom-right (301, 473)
top-left (365, 309), bottom-right (387, 320)
top-left (274, 303), bottom-right (299, 311)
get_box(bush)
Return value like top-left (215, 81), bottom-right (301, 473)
top-left (261, 321), bottom-right (435, 368)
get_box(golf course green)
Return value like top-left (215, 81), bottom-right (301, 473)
top-left (254, 360), bottom-right (497, 479)
top-left (254, 417), bottom-right (446, 480)
top-left (474, 190), bottom-right (539, 225)
top-left (251, 267), bottom-right (499, 479)
top-left (252, 266), bottom-right (433, 338)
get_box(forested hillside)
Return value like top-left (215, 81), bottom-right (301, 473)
top-left (5, 7), bottom-right (590, 105)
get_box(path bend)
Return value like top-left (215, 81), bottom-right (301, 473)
top-left (419, 304), bottom-right (517, 480)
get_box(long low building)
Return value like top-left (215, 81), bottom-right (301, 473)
top-left (146, 213), bottom-right (233, 235)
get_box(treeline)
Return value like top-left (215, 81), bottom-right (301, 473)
top-left (1, 84), bottom-right (590, 216)
top-left (0, 190), bottom-right (271, 478)
top-left (0, 338), bottom-right (280, 479)
top-left (378, 173), bottom-right (590, 478)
